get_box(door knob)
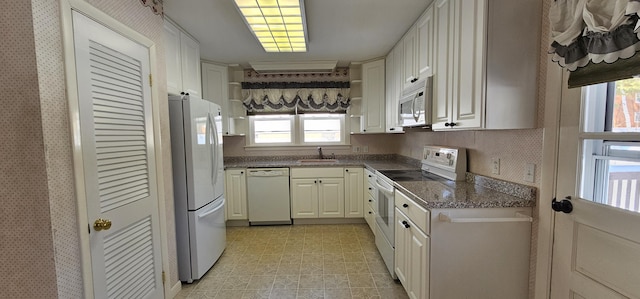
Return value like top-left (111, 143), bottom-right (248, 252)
top-left (552, 197), bottom-right (573, 214)
top-left (94, 218), bottom-right (112, 231)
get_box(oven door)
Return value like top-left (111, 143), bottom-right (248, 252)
top-left (374, 177), bottom-right (395, 246)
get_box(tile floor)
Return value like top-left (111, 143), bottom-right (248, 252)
top-left (175, 224), bottom-right (409, 299)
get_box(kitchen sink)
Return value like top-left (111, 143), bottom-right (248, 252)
top-left (297, 159), bottom-right (339, 163)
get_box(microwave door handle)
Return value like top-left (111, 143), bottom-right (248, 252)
top-left (412, 93), bottom-right (421, 122)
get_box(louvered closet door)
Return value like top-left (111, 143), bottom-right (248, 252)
top-left (72, 11), bottom-right (162, 299)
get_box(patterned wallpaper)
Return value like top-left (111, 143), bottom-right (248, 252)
top-left (0, 1), bottom-right (58, 298)
top-left (0, 0), bottom-right (176, 298)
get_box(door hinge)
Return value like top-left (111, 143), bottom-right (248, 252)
top-left (162, 271), bottom-right (165, 285)
top-left (149, 74), bottom-right (153, 87)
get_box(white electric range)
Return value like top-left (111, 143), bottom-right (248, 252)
top-left (373, 146), bottom-right (467, 278)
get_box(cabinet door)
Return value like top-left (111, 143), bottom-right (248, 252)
top-left (179, 33), bottom-right (201, 97)
top-left (225, 169), bottom-right (247, 220)
top-left (385, 45), bottom-right (404, 133)
top-left (408, 224), bottom-right (429, 299)
top-left (417, 6), bottom-right (434, 78)
top-left (394, 209), bottom-right (409, 288)
top-left (318, 178), bottom-right (344, 218)
top-left (344, 168), bottom-right (363, 218)
top-left (361, 59), bottom-right (386, 133)
top-left (431, 0), bottom-right (455, 130)
top-left (291, 179), bottom-right (318, 218)
top-left (163, 20), bottom-right (182, 95)
top-left (202, 63), bottom-right (230, 134)
top-left (451, 0), bottom-right (485, 129)
top-left (402, 26), bottom-right (417, 89)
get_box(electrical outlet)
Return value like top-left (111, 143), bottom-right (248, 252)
top-left (524, 163), bottom-right (536, 183)
top-left (491, 158), bottom-right (500, 175)
top-left (352, 146), bottom-right (360, 153)
top-left (362, 146), bottom-right (369, 153)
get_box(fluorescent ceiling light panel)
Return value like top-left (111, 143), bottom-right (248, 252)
top-left (234, 0), bottom-right (308, 53)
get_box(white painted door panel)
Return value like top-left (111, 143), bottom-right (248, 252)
top-left (291, 179), bottom-right (319, 218)
top-left (180, 33), bottom-right (201, 97)
top-left (163, 20), bottom-right (181, 95)
top-left (72, 11), bottom-right (162, 299)
top-left (551, 76), bottom-right (640, 298)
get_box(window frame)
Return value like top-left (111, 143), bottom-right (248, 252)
top-left (247, 114), bottom-right (295, 146)
top-left (247, 113), bottom-right (349, 147)
top-left (298, 113), bottom-right (347, 145)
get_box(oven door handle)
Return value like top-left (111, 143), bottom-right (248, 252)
top-left (375, 180), bottom-right (394, 196)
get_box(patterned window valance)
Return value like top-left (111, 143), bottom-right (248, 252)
top-left (549, 0), bottom-right (640, 87)
top-left (242, 81), bottom-right (351, 114)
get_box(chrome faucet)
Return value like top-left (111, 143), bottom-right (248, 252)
top-left (318, 147), bottom-right (324, 159)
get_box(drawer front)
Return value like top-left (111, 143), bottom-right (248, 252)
top-left (365, 204), bottom-right (376, 232)
top-left (291, 167), bottom-right (344, 178)
top-left (395, 190), bottom-right (430, 234)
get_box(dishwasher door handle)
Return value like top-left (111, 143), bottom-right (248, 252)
top-left (438, 212), bottom-right (533, 223)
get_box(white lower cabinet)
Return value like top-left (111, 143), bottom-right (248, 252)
top-left (344, 167), bottom-right (364, 218)
top-left (290, 168), bottom-right (346, 219)
top-left (395, 194), bottom-right (430, 299)
top-left (291, 179), bottom-right (319, 218)
top-left (225, 169), bottom-right (247, 220)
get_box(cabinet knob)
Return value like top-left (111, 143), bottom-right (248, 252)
top-left (319, 180), bottom-right (322, 183)
top-left (368, 187), bottom-right (372, 190)
top-left (363, 129), bottom-right (367, 132)
top-left (346, 169), bottom-right (349, 172)
top-left (314, 180), bottom-right (317, 183)
top-left (444, 122), bottom-right (450, 127)
top-left (240, 171), bottom-right (243, 174)
top-left (402, 203), bottom-right (409, 208)
top-left (449, 122), bottom-right (457, 127)
top-left (368, 211), bottom-right (373, 214)
top-left (368, 175), bottom-right (372, 178)
top-left (368, 199), bottom-right (372, 202)
top-left (404, 223), bottom-right (410, 228)
top-left (390, 128), bottom-right (395, 131)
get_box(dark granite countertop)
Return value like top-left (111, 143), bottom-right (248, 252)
top-left (223, 155), bottom-right (535, 209)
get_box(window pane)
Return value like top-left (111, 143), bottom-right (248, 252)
top-left (581, 141), bottom-right (640, 213)
top-left (610, 77), bottom-right (640, 132)
top-left (252, 115), bottom-right (292, 143)
top-left (302, 114), bottom-right (342, 143)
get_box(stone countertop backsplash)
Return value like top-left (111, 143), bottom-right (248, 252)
top-left (223, 154), bottom-right (535, 208)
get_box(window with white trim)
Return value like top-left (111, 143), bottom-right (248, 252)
top-left (580, 78), bottom-right (640, 213)
top-left (248, 113), bottom-right (347, 146)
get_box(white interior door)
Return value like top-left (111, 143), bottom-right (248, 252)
top-left (72, 11), bottom-right (163, 299)
top-left (550, 74), bottom-right (640, 298)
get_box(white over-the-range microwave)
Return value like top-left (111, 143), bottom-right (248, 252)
top-left (398, 76), bottom-right (432, 127)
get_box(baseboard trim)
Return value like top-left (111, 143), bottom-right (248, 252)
top-left (293, 218), bottom-right (366, 225)
top-left (226, 220), bottom-right (250, 226)
top-left (168, 281), bottom-right (182, 298)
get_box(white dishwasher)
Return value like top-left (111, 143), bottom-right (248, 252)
top-left (247, 168), bottom-right (292, 225)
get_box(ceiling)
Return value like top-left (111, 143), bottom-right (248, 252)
top-left (164, 0), bottom-right (432, 68)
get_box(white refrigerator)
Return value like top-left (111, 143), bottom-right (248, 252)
top-left (169, 95), bottom-right (226, 283)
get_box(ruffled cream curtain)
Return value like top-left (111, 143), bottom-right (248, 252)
top-left (550, 0), bottom-right (640, 86)
top-left (241, 82), bottom-right (351, 114)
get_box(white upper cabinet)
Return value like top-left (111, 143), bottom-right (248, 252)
top-left (402, 7), bottom-right (434, 92)
top-left (416, 6), bottom-right (434, 78)
top-left (201, 62), bottom-right (231, 134)
top-left (431, 0), bottom-right (540, 130)
top-left (164, 18), bottom-right (201, 97)
top-left (361, 59), bottom-right (386, 133)
top-left (385, 46), bottom-right (403, 133)
top-left (402, 26), bottom-right (418, 89)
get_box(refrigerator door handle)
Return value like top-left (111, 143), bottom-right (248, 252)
top-left (197, 198), bottom-right (226, 218)
top-left (208, 113), bottom-right (219, 186)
